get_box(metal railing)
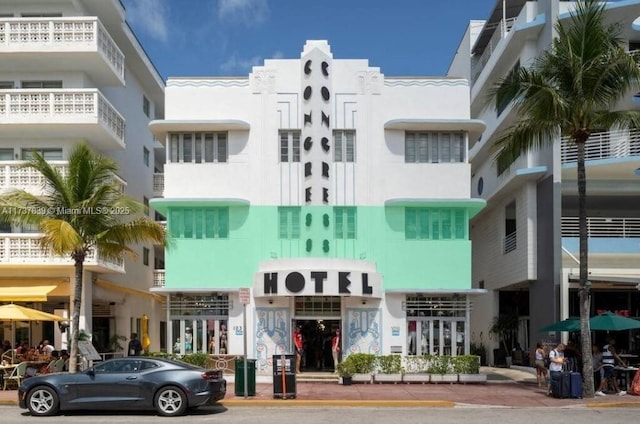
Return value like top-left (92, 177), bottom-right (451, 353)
top-left (561, 217), bottom-right (640, 238)
top-left (503, 231), bottom-right (517, 253)
top-left (561, 129), bottom-right (640, 163)
top-left (471, 17), bottom-right (517, 83)
top-left (153, 269), bottom-right (165, 287)
top-left (0, 17), bottom-right (124, 80)
top-left (153, 173), bottom-right (164, 196)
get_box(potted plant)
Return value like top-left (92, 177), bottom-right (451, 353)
top-left (489, 315), bottom-right (519, 367)
top-left (337, 361), bottom-right (354, 385)
top-left (402, 355), bottom-right (431, 383)
top-left (428, 355), bottom-right (457, 384)
top-left (374, 354), bottom-right (403, 383)
top-left (346, 353), bottom-right (376, 384)
top-left (453, 355), bottom-right (487, 384)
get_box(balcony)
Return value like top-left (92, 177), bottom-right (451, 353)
top-left (0, 89), bottom-right (126, 150)
top-left (562, 217), bottom-right (640, 256)
top-left (561, 129), bottom-right (640, 163)
top-left (0, 234), bottom-right (124, 273)
top-left (471, 17), bottom-right (517, 83)
top-left (153, 173), bottom-right (164, 197)
top-left (0, 17), bottom-right (125, 85)
top-left (562, 217), bottom-right (640, 239)
top-left (153, 269), bottom-right (165, 287)
top-left (0, 161), bottom-right (127, 195)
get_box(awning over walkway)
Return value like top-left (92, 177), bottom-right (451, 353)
top-left (0, 279), bottom-right (69, 302)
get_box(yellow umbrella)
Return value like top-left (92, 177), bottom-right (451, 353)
top-left (141, 314), bottom-right (150, 351)
top-left (0, 303), bottom-right (67, 363)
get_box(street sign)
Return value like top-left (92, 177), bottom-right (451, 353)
top-left (239, 288), bottom-right (250, 305)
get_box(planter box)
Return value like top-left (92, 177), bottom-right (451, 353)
top-left (374, 373), bottom-right (403, 384)
top-left (430, 374), bottom-right (458, 384)
top-left (458, 374), bottom-right (487, 384)
top-left (352, 373), bottom-right (373, 384)
top-left (340, 376), bottom-right (352, 386)
top-left (402, 373), bottom-right (431, 384)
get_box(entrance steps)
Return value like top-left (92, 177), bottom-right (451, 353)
top-left (296, 371), bottom-right (339, 384)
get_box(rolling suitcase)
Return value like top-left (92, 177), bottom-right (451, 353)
top-left (551, 372), bottom-right (571, 398)
top-left (569, 372), bottom-right (582, 398)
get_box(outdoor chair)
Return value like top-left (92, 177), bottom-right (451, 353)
top-left (1, 349), bottom-right (16, 364)
top-left (3, 362), bottom-right (27, 390)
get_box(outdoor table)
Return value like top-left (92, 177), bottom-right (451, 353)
top-left (615, 366), bottom-right (638, 391)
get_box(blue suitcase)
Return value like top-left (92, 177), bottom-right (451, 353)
top-left (569, 372), bottom-right (582, 398)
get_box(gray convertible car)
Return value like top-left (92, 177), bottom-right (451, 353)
top-left (17, 357), bottom-right (226, 416)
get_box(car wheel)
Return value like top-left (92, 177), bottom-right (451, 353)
top-left (154, 386), bottom-right (187, 417)
top-left (27, 386), bottom-right (59, 416)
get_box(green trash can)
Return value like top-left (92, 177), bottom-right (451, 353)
top-left (234, 358), bottom-right (256, 396)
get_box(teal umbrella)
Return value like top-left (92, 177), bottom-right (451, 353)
top-left (539, 317), bottom-right (580, 332)
top-left (589, 312), bottom-right (640, 331)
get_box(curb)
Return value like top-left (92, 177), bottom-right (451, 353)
top-left (586, 401), bottom-right (640, 408)
top-left (220, 399), bottom-right (455, 408)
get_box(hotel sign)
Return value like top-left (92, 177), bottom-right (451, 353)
top-left (253, 270), bottom-right (382, 298)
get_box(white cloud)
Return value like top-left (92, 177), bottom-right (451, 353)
top-left (218, 0), bottom-right (269, 25)
top-left (219, 53), bottom-right (263, 74)
top-left (124, 0), bottom-right (170, 43)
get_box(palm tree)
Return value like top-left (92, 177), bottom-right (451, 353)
top-left (490, 0), bottom-right (640, 398)
top-left (0, 143), bottom-right (166, 373)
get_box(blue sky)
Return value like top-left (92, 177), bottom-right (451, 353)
top-left (121, 0), bottom-right (499, 80)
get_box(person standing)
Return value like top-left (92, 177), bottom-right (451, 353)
top-left (592, 344), bottom-right (603, 392)
top-left (128, 333), bottom-right (143, 357)
top-left (533, 342), bottom-right (548, 389)
top-left (293, 325), bottom-right (303, 374)
top-left (331, 328), bottom-right (341, 373)
top-left (596, 338), bottom-right (627, 396)
top-left (547, 343), bottom-right (565, 396)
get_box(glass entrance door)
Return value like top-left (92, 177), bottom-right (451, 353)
top-left (413, 318), bottom-right (466, 356)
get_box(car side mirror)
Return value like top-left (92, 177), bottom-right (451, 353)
top-left (86, 368), bottom-right (95, 376)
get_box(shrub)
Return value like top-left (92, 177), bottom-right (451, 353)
top-left (178, 352), bottom-right (210, 368)
top-left (404, 355), bottom-right (431, 373)
top-left (337, 361), bottom-right (355, 377)
top-left (452, 355), bottom-right (480, 374)
top-left (376, 354), bottom-right (403, 374)
top-left (343, 353), bottom-right (376, 374)
top-left (427, 355), bottom-right (453, 374)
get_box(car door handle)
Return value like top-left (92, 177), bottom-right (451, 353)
top-left (126, 376), bottom-right (138, 380)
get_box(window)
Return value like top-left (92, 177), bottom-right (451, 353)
top-left (21, 148), bottom-right (63, 160)
top-left (0, 149), bottom-right (14, 160)
top-left (334, 130), bottom-right (355, 162)
top-left (0, 81), bottom-right (14, 89)
top-left (143, 95), bottom-right (150, 117)
top-left (143, 146), bottom-right (149, 167)
top-left (278, 207), bottom-right (301, 239)
top-left (280, 130), bottom-right (300, 162)
top-left (143, 247), bottom-right (149, 266)
top-left (143, 197), bottom-right (149, 216)
top-left (504, 201), bottom-right (517, 253)
top-left (169, 132), bottom-right (227, 163)
top-left (405, 132), bottom-right (464, 163)
top-left (497, 61), bottom-right (520, 117)
top-left (334, 207), bottom-right (356, 239)
top-left (170, 207), bottom-right (229, 239)
top-left (21, 81), bottom-right (63, 89)
top-left (405, 207), bottom-right (467, 240)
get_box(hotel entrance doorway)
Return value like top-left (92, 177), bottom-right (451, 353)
top-left (295, 319), bottom-right (340, 372)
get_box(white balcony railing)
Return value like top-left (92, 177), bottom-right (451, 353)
top-left (562, 217), bottom-right (640, 238)
top-left (0, 88), bottom-right (126, 145)
top-left (471, 17), bottom-right (517, 83)
top-left (0, 234), bottom-right (124, 271)
top-left (0, 161), bottom-right (126, 194)
top-left (561, 129), bottom-right (640, 163)
top-left (0, 161), bottom-right (67, 192)
top-left (503, 231), bottom-right (517, 254)
top-left (0, 17), bottom-right (124, 80)
top-left (153, 173), bottom-right (164, 197)
top-left (153, 269), bottom-right (165, 287)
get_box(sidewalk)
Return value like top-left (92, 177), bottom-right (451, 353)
top-left (1, 367), bottom-right (639, 408)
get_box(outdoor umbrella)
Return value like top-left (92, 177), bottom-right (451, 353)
top-left (589, 312), bottom-right (640, 331)
top-left (0, 303), bottom-right (67, 363)
top-left (539, 317), bottom-right (581, 332)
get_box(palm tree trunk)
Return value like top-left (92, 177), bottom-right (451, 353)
top-left (69, 257), bottom-right (84, 374)
top-left (577, 140), bottom-right (594, 398)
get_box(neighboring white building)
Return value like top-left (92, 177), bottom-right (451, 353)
top-left (150, 40), bottom-right (486, 378)
top-left (0, 0), bottom-right (165, 354)
top-left (451, 0), bottom-right (640, 364)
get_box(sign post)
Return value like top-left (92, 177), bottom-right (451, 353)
top-left (239, 288), bottom-right (251, 399)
